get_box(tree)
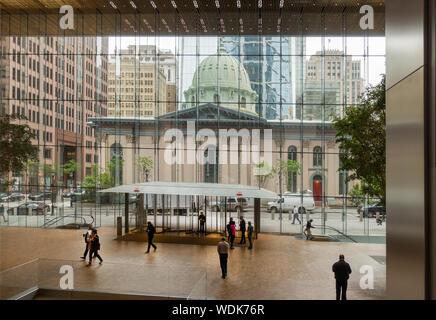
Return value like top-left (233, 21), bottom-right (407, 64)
top-left (253, 161), bottom-right (276, 188)
top-left (277, 159), bottom-right (301, 192)
top-left (63, 159), bottom-right (81, 187)
top-left (136, 156), bottom-right (153, 182)
top-left (333, 76), bottom-right (386, 206)
top-left (81, 164), bottom-right (114, 202)
top-left (0, 115), bottom-right (37, 184)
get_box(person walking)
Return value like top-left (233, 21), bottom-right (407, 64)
top-left (199, 211), bottom-right (206, 234)
top-left (247, 221), bottom-right (254, 249)
top-left (80, 224), bottom-right (93, 260)
top-left (0, 204), bottom-right (7, 223)
top-left (230, 222), bottom-right (236, 249)
top-left (292, 205), bottom-right (301, 224)
top-left (217, 237), bottom-right (230, 279)
top-left (332, 254), bottom-right (352, 300)
top-left (304, 219), bottom-right (314, 240)
top-left (226, 217), bottom-right (234, 242)
top-left (145, 221), bottom-right (157, 253)
top-left (87, 229), bottom-right (103, 265)
top-left (239, 216), bottom-right (246, 244)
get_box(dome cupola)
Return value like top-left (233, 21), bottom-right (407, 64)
top-left (184, 43), bottom-right (258, 114)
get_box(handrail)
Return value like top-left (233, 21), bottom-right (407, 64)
top-left (41, 214), bottom-right (94, 228)
top-left (310, 224), bottom-right (358, 243)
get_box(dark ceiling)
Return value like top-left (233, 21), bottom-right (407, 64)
top-left (0, 0), bottom-right (385, 36)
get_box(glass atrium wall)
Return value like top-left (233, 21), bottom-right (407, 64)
top-left (0, 6), bottom-right (385, 241)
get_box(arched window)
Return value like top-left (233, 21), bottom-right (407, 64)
top-left (287, 146), bottom-right (298, 192)
top-left (110, 143), bottom-right (123, 185)
top-left (191, 95), bottom-right (195, 106)
top-left (204, 147), bottom-right (218, 183)
top-left (241, 97), bottom-right (246, 108)
top-left (313, 146), bottom-right (322, 167)
top-left (213, 94), bottom-right (220, 104)
top-left (338, 150), bottom-right (348, 195)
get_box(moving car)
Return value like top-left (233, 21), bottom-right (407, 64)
top-left (209, 197), bottom-right (249, 213)
top-left (267, 193), bottom-right (316, 214)
top-left (3, 193), bottom-right (25, 202)
top-left (71, 189), bottom-right (87, 202)
top-left (29, 191), bottom-right (52, 201)
top-left (17, 202), bottom-right (50, 215)
top-left (358, 201), bottom-right (386, 218)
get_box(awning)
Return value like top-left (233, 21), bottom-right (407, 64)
top-left (99, 181), bottom-right (277, 199)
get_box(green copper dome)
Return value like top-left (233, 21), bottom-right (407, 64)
top-left (184, 44), bottom-right (258, 114)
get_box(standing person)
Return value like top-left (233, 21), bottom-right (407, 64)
top-left (247, 221), bottom-right (254, 249)
top-left (80, 224), bottom-right (93, 260)
top-left (199, 211), bottom-right (206, 234)
top-left (292, 205), bottom-right (301, 224)
top-left (0, 204), bottom-right (6, 223)
top-left (239, 216), bottom-right (246, 244)
top-left (226, 217), bottom-right (234, 241)
top-left (230, 222), bottom-right (236, 249)
top-left (87, 229), bottom-right (103, 265)
top-left (305, 219), bottom-right (314, 240)
top-left (217, 237), bottom-right (230, 279)
top-left (332, 254), bottom-right (352, 300)
top-left (145, 221), bottom-right (157, 253)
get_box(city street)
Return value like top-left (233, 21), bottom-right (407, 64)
top-left (0, 197), bottom-right (386, 241)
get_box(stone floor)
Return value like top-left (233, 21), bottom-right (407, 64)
top-left (0, 226), bottom-right (386, 300)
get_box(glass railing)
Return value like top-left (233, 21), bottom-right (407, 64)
top-left (0, 259), bottom-right (207, 300)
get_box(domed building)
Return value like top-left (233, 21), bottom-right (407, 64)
top-left (183, 44), bottom-right (258, 114)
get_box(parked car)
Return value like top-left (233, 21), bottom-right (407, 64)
top-left (17, 202), bottom-right (50, 215)
top-left (267, 193), bottom-right (315, 214)
top-left (358, 202), bottom-right (385, 218)
top-left (208, 197), bottom-right (248, 213)
top-left (71, 189), bottom-right (87, 202)
top-left (0, 193), bottom-right (9, 202)
top-left (3, 193), bottom-right (25, 202)
top-left (29, 191), bottom-right (52, 201)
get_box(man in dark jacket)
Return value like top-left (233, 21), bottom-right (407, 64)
top-left (239, 216), bottom-right (246, 244)
top-left (88, 229), bottom-right (103, 265)
top-left (332, 254), bottom-right (352, 300)
top-left (145, 221), bottom-right (157, 253)
top-left (247, 221), bottom-right (254, 249)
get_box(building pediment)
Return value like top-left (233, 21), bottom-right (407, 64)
top-left (158, 103), bottom-right (265, 124)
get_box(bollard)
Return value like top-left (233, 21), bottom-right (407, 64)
top-left (117, 216), bottom-right (122, 237)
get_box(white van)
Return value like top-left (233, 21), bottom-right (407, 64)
top-left (267, 193), bottom-right (315, 214)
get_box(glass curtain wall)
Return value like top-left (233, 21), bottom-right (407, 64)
top-left (0, 7), bottom-right (385, 240)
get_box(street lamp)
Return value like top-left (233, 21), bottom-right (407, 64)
top-left (51, 171), bottom-right (56, 215)
top-left (145, 168), bottom-right (149, 182)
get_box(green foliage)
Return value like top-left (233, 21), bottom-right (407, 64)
top-left (253, 159), bottom-right (301, 189)
top-left (333, 76), bottom-right (386, 206)
top-left (0, 114), bottom-right (37, 177)
top-left (253, 161), bottom-right (276, 188)
top-left (81, 164), bottom-right (114, 202)
top-left (63, 159), bottom-right (80, 177)
top-left (136, 156), bottom-right (153, 181)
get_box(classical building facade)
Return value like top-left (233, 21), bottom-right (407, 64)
top-left (91, 48), bottom-right (351, 202)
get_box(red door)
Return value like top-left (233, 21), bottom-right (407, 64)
top-left (313, 176), bottom-right (322, 202)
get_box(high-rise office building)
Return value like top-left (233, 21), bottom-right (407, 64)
top-left (297, 50), bottom-right (364, 121)
top-left (223, 37), bottom-right (303, 120)
top-left (107, 45), bottom-right (176, 118)
top-left (0, 36), bottom-right (108, 189)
